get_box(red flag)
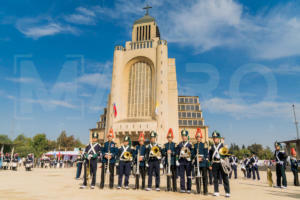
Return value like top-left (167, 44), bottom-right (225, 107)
top-left (113, 103), bottom-right (117, 118)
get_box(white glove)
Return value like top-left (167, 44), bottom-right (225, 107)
top-left (176, 160), bottom-right (180, 166)
top-left (146, 163), bottom-right (149, 167)
top-left (160, 164), bottom-right (163, 169)
top-left (116, 162), bottom-right (119, 166)
top-left (88, 154), bottom-right (92, 160)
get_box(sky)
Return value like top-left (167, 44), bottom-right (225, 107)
top-left (0, 0), bottom-right (300, 148)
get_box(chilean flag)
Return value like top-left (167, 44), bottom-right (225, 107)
top-left (113, 103), bottom-right (117, 118)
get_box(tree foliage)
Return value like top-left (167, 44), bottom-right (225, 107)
top-left (0, 131), bottom-right (84, 158)
top-left (229, 143), bottom-right (274, 160)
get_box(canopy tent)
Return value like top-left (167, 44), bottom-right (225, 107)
top-left (44, 150), bottom-right (80, 161)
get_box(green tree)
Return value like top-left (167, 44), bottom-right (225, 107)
top-left (0, 134), bottom-right (13, 153)
top-left (31, 134), bottom-right (48, 158)
top-left (13, 134), bottom-right (33, 157)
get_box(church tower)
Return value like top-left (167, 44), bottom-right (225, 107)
top-left (105, 6), bottom-right (179, 145)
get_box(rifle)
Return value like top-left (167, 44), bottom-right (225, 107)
top-left (195, 143), bottom-right (202, 194)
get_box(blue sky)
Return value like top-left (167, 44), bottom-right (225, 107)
top-left (0, 0), bottom-right (300, 148)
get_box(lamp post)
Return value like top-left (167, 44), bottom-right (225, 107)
top-left (292, 104), bottom-right (299, 140)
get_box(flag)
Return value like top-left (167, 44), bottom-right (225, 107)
top-left (155, 101), bottom-right (159, 115)
top-left (58, 151), bottom-right (61, 161)
top-left (113, 103), bottom-right (117, 118)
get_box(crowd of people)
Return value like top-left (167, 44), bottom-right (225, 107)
top-left (74, 128), bottom-right (299, 198)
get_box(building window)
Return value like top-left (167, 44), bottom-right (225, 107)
top-left (187, 112), bottom-right (191, 118)
top-left (186, 105), bottom-right (191, 111)
top-left (191, 105), bottom-right (195, 110)
top-left (180, 105), bottom-right (185, 111)
top-left (188, 120), bottom-right (192, 126)
top-left (195, 105), bottom-right (200, 111)
top-left (178, 105), bottom-right (180, 111)
top-left (184, 98), bottom-right (188, 103)
top-left (128, 61), bottom-right (152, 118)
top-left (197, 113), bottom-right (201, 118)
top-left (182, 112), bottom-right (186, 118)
top-left (179, 120), bottom-right (182, 125)
top-left (198, 120), bottom-right (203, 126)
top-left (179, 98), bottom-right (184, 103)
top-left (193, 120), bottom-right (197, 126)
top-left (194, 98), bottom-right (198, 103)
top-left (192, 112), bottom-right (196, 118)
top-left (183, 120), bottom-right (187, 125)
top-left (178, 112), bottom-right (181, 118)
top-left (189, 98), bottom-right (193, 103)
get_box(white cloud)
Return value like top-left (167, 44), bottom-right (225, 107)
top-left (77, 73), bottom-right (111, 88)
top-left (25, 98), bottom-right (77, 109)
top-left (64, 7), bottom-right (97, 25)
top-left (272, 65), bottom-right (300, 75)
top-left (5, 77), bottom-right (35, 83)
top-left (202, 97), bottom-right (300, 119)
top-left (94, 0), bottom-right (300, 59)
top-left (16, 18), bottom-right (78, 39)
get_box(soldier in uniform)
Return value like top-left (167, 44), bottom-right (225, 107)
top-left (100, 128), bottom-right (118, 189)
top-left (117, 136), bottom-right (133, 189)
top-left (274, 142), bottom-right (287, 188)
top-left (245, 154), bottom-right (252, 179)
top-left (134, 132), bottom-right (147, 190)
top-left (208, 131), bottom-right (230, 197)
top-left (229, 155), bottom-right (238, 179)
top-left (163, 128), bottom-right (177, 192)
top-left (75, 148), bottom-right (84, 180)
top-left (146, 131), bottom-right (162, 191)
top-left (290, 148), bottom-right (299, 186)
top-left (80, 132), bottom-right (101, 189)
top-left (176, 129), bottom-right (193, 193)
top-left (250, 152), bottom-right (260, 180)
top-left (192, 128), bottom-right (209, 195)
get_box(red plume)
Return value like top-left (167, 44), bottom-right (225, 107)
top-left (107, 128), bottom-right (114, 138)
top-left (167, 128), bottom-right (174, 139)
top-left (195, 128), bottom-right (202, 139)
top-left (138, 132), bottom-right (145, 141)
top-left (291, 148), bottom-right (296, 156)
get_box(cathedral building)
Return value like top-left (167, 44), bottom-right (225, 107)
top-left (90, 9), bottom-right (209, 146)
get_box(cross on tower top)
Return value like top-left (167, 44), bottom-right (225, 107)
top-left (143, 4), bottom-right (152, 16)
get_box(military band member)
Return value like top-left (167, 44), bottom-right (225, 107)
top-left (134, 132), bottom-right (147, 190)
top-left (290, 148), bottom-right (299, 186)
top-left (80, 132), bottom-right (101, 189)
top-left (209, 131), bottom-right (230, 197)
top-left (240, 157), bottom-right (247, 178)
top-left (163, 128), bottom-right (177, 192)
top-left (274, 142), bottom-right (287, 188)
top-left (229, 155), bottom-right (238, 179)
top-left (245, 154), bottom-right (252, 179)
top-left (75, 148), bottom-right (84, 180)
top-left (146, 131), bottom-right (162, 191)
top-left (177, 129), bottom-right (193, 193)
top-left (100, 128), bottom-right (118, 189)
top-left (192, 128), bottom-right (209, 195)
top-left (250, 152), bottom-right (260, 180)
top-left (117, 136), bottom-right (133, 189)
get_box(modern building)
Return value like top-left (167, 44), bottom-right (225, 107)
top-left (178, 96), bottom-right (209, 143)
top-left (89, 8), bottom-right (212, 146)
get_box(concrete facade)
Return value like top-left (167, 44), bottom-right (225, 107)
top-left (89, 13), bottom-right (211, 146)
